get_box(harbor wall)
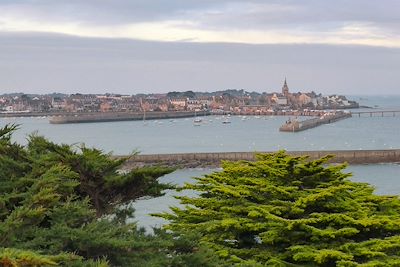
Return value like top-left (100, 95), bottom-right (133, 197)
top-left (49, 111), bottom-right (210, 124)
top-left (0, 111), bottom-right (78, 118)
top-left (279, 112), bottom-right (351, 132)
top-left (120, 149), bottom-right (400, 168)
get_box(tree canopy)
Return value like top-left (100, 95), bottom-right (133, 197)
top-left (0, 124), bottom-right (219, 267)
top-left (4, 123), bottom-right (400, 267)
top-left (162, 151), bottom-right (400, 266)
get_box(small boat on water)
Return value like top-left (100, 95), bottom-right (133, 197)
top-left (142, 109), bottom-right (148, 126)
top-left (193, 117), bottom-right (202, 126)
top-left (222, 118), bottom-right (231, 124)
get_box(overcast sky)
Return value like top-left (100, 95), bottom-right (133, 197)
top-left (0, 0), bottom-right (399, 95)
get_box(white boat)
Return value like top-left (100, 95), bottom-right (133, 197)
top-left (193, 117), bottom-right (202, 126)
top-left (222, 118), bottom-right (231, 124)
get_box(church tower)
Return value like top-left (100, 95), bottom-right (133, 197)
top-left (282, 78), bottom-right (289, 96)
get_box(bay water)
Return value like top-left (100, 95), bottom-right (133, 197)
top-left (3, 111), bottom-right (400, 154)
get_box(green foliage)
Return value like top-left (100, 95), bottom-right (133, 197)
top-left (1, 124), bottom-right (218, 266)
top-left (25, 134), bottom-right (174, 216)
top-left (162, 151), bottom-right (400, 266)
top-left (0, 248), bottom-right (58, 266)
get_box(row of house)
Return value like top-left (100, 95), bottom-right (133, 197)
top-left (0, 80), bottom-right (358, 113)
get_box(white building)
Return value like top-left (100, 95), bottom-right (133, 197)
top-left (186, 99), bottom-right (203, 110)
top-left (271, 94), bottom-right (288, 105)
top-left (170, 98), bottom-right (187, 109)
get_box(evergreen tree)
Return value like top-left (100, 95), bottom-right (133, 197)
top-left (0, 124), bottom-right (219, 266)
top-left (162, 151), bottom-right (400, 266)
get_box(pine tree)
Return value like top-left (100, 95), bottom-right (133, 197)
top-left (162, 151), bottom-right (400, 266)
top-left (1, 124), bottom-right (219, 266)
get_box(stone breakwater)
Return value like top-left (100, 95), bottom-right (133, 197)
top-left (279, 111), bottom-right (352, 132)
top-left (49, 111), bottom-right (210, 124)
top-left (0, 111), bottom-right (78, 118)
top-left (117, 149), bottom-right (400, 169)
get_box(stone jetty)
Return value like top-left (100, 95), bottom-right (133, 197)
top-left (279, 111), bottom-right (351, 132)
top-left (117, 149), bottom-right (400, 169)
top-left (49, 111), bottom-right (210, 124)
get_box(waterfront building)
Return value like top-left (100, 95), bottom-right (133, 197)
top-left (100, 102), bottom-right (113, 112)
top-left (186, 99), bottom-right (203, 111)
top-left (271, 93), bottom-right (288, 106)
top-left (298, 93), bottom-right (313, 106)
top-left (51, 97), bottom-right (67, 110)
top-left (169, 98), bottom-right (187, 110)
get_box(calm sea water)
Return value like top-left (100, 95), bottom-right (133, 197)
top-left (352, 95), bottom-right (400, 110)
top-left (1, 95), bottom-right (399, 230)
top-left (3, 97), bottom-right (400, 154)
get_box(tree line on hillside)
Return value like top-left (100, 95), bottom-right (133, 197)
top-left (1, 124), bottom-right (400, 266)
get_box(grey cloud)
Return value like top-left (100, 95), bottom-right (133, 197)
top-left (1, 0), bottom-right (399, 47)
top-left (0, 0), bottom-right (234, 25)
top-left (2, 0), bottom-right (399, 29)
top-left (182, 0), bottom-right (400, 34)
top-left (0, 32), bottom-right (399, 95)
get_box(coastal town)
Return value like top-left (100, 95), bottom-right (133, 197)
top-left (0, 79), bottom-right (359, 115)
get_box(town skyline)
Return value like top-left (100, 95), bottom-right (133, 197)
top-left (0, 79), bottom-right (359, 115)
top-left (1, 1), bottom-right (399, 95)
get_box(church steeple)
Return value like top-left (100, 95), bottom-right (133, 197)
top-left (282, 77), bottom-right (289, 95)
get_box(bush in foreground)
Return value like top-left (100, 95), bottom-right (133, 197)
top-left (162, 151), bottom-right (400, 266)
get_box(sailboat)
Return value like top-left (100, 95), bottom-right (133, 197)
top-left (193, 110), bottom-right (202, 126)
top-left (140, 98), bottom-right (148, 126)
top-left (222, 115), bottom-right (231, 124)
top-left (143, 109), bottom-right (148, 126)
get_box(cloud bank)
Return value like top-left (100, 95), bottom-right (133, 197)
top-left (0, 0), bottom-right (399, 47)
top-left (1, 32), bottom-right (399, 95)
top-left (0, 1), bottom-right (399, 94)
